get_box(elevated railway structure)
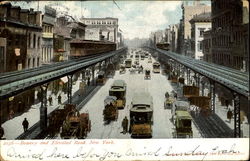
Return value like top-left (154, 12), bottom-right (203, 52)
top-left (148, 47), bottom-right (249, 138)
top-left (0, 47), bottom-right (127, 130)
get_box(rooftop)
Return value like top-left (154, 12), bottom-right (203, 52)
top-left (190, 12), bottom-right (211, 23)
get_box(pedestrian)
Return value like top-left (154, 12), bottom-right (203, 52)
top-left (174, 92), bottom-right (177, 99)
top-left (225, 99), bottom-right (229, 109)
top-left (122, 116), bottom-right (128, 134)
top-left (9, 109), bottom-right (14, 119)
top-left (22, 118), bottom-right (29, 132)
top-left (227, 108), bottom-right (233, 123)
top-left (0, 126), bottom-right (4, 139)
top-left (87, 77), bottom-right (90, 86)
top-left (141, 65), bottom-right (143, 71)
top-left (165, 92), bottom-right (169, 98)
top-left (48, 95), bottom-right (53, 106)
top-left (58, 94), bottom-right (62, 104)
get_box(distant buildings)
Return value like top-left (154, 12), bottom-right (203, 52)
top-left (170, 24), bottom-right (179, 52)
top-left (189, 12), bottom-right (211, 60)
top-left (0, 2), bottom-right (42, 73)
top-left (81, 17), bottom-right (118, 43)
top-left (151, 0), bottom-right (248, 72)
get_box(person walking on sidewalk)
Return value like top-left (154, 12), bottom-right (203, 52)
top-left (122, 116), bottom-right (128, 134)
top-left (58, 94), bottom-right (62, 104)
top-left (0, 126), bottom-right (4, 139)
top-left (48, 95), bottom-right (53, 106)
top-left (22, 118), bottom-right (29, 132)
top-left (87, 77), bottom-right (90, 86)
top-left (227, 108), bottom-right (233, 123)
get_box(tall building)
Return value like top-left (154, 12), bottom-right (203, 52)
top-left (81, 17), bottom-right (118, 44)
top-left (41, 5), bottom-right (56, 64)
top-left (189, 12), bottom-right (211, 60)
top-left (180, 1), bottom-right (211, 55)
top-left (0, 3), bottom-right (39, 122)
top-left (203, 29), bottom-right (212, 62)
top-left (0, 3), bottom-right (42, 72)
top-left (170, 23), bottom-right (179, 52)
top-left (211, 0), bottom-right (249, 71)
top-left (53, 16), bottom-right (71, 62)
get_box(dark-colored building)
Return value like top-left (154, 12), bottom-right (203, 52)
top-left (0, 2), bottom-right (42, 72)
top-left (211, 0), bottom-right (249, 71)
top-left (0, 2), bottom-right (41, 123)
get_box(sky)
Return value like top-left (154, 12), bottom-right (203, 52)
top-left (14, 1), bottom-right (184, 39)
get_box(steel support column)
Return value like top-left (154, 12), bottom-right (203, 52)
top-left (67, 75), bottom-right (73, 104)
top-left (209, 80), bottom-right (216, 113)
top-left (181, 65), bottom-right (185, 78)
top-left (193, 72), bottom-right (197, 86)
top-left (177, 64), bottom-right (181, 76)
top-left (81, 69), bottom-right (86, 81)
top-left (187, 69), bottom-right (190, 85)
top-left (233, 92), bottom-right (241, 137)
top-left (201, 81), bottom-right (205, 96)
top-left (99, 62), bottom-right (102, 71)
top-left (40, 84), bottom-right (49, 130)
top-left (91, 65), bottom-right (95, 86)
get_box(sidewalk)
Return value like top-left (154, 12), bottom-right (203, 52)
top-left (2, 72), bottom-right (100, 139)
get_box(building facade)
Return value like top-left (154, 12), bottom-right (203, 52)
top-left (0, 3), bottom-right (42, 72)
top-left (81, 17), bottom-right (118, 44)
top-left (26, 9), bottom-right (42, 69)
top-left (190, 12), bottom-right (211, 60)
top-left (0, 3), bottom-right (38, 123)
top-left (170, 23), bottom-right (179, 52)
top-left (180, 2), bottom-right (211, 55)
top-left (41, 5), bottom-right (56, 64)
top-left (53, 16), bottom-right (71, 61)
top-left (117, 30), bottom-right (124, 49)
top-left (211, 0), bottom-right (249, 71)
top-left (202, 30), bottom-right (212, 62)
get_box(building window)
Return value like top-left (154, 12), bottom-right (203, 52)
top-left (199, 28), bottom-right (205, 37)
top-left (37, 57), bottom-right (39, 67)
top-left (33, 58), bottom-right (35, 68)
top-left (38, 37), bottom-right (40, 48)
top-left (28, 33), bottom-right (31, 48)
top-left (198, 41), bottom-right (203, 51)
top-left (33, 34), bottom-right (36, 48)
top-left (0, 46), bottom-right (4, 60)
top-left (15, 35), bottom-right (19, 46)
top-left (28, 58), bottom-right (30, 68)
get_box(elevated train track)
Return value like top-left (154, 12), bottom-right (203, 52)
top-left (0, 48), bottom-right (127, 100)
top-left (150, 47), bottom-right (249, 97)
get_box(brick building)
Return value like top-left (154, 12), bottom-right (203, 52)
top-left (0, 3), bottom-right (42, 72)
top-left (0, 3), bottom-right (40, 123)
top-left (202, 29), bottom-right (212, 62)
top-left (211, 0), bottom-right (249, 71)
